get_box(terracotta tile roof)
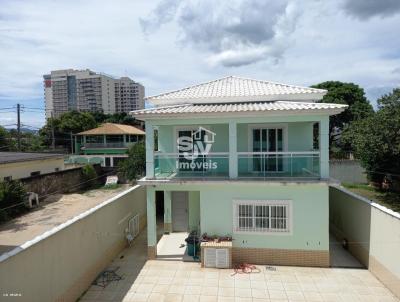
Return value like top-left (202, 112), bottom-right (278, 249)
top-left (131, 101), bottom-right (348, 119)
top-left (146, 76), bottom-right (327, 105)
top-left (77, 123), bottom-right (145, 135)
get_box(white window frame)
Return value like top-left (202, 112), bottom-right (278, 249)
top-left (247, 123), bottom-right (289, 153)
top-left (233, 199), bottom-right (292, 235)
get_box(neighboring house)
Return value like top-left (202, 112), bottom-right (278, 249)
top-left (0, 152), bottom-right (65, 181)
top-left (68, 123), bottom-right (145, 167)
top-left (131, 76), bottom-right (347, 267)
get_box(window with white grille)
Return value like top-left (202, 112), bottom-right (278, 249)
top-left (234, 200), bottom-right (291, 234)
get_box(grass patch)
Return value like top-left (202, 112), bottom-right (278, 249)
top-left (342, 183), bottom-right (400, 213)
top-left (102, 184), bottom-right (121, 190)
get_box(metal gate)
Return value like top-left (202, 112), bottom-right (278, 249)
top-left (128, 214), bottom-right (140, 239)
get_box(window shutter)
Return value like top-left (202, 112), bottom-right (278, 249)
top-left (216, 249), bottom-right (229, 268)
top-left (204, 248), bottom-right (216, 268)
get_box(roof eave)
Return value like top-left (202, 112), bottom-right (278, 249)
top-left (132, 108), bottom-right (346, 120)
top-left (147, 92), bottom-right (326, 106)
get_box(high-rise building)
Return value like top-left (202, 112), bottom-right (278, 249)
top-left (115, 77), bottom-right (145, 113)
top-left (43, 69), bottom-right (144, 118)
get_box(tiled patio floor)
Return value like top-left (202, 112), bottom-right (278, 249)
top-left (80, 230), bottom-right (399, 302)
top-left (329, 234), bottom-right (364, 268)
top-left (157, 232), bottom-right (189, 260)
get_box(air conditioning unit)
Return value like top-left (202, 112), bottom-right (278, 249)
top-left (204, 248), bottom-right (230, 269)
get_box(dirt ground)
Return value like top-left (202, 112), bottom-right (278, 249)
top-left (0, 184), bottom-right (131, 255)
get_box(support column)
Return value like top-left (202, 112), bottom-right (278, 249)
top-left (145, 123), bottom-right (154, 179)
top-left (163, 191), bottom-right (172, 233)
top-left (319, 117), bottom-right (329, 179)
top-left (229, 121), bottom-right (238, 178)
top-left (147, 187), bottom-right (157, 259)
top-left (103, 135), bottom-right (106, 145)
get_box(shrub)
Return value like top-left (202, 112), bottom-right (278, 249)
top-left (118, 141), bottom-right (145, 181)
top-left (0, 180), bottom-right (26, 223)
top-left (82, 164), bottom-right (98, 188)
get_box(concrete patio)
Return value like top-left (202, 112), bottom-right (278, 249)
top-left (80, 230), bottom-right (398, 302)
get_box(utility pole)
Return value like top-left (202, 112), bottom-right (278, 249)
top-left (51, 111), bottom-right (55, 150)
top-left (17, 103), bottom-right (21, 151)
top-left (70, 131), bottom-right (73, 154)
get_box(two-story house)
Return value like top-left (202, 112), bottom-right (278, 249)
top-left (131, 76), bottom-right (347, 267)
top-left (69, 123), bottom-right (144, 167)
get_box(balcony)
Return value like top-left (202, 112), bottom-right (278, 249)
top-left (237, 152), bottom-right (320, 179)
top-left (82, 142), bottom-right (128, 149)
top-left (154, 152), bottom-right (229, 179)
top-left (153, 151), bottom-right (320, 180)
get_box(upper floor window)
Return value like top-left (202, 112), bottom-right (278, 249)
top-left (233, 200), bottom-right (291, 234)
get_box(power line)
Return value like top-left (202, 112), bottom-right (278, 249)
top-left (0, 170), bottom-right (117, 211)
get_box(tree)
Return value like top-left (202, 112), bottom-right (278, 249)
top-left (40, 111), bottom-right (97, 150)
top-left (0, 126), bottom-right (11, 151)
top-left (342, 88), bottom-right (400, 183)
top-left (311, 81), bottom-right (374, 154)
top-left (100, 112), bottom-right (142, 127)
top-left (118, 141), bottom-right (145, 180)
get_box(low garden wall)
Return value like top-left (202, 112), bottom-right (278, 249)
top-left (0, 185), bottom-right (146, 302)
top-left (20, 164), bottom-right (103, 197)
top-left (329, 186), bottom-right (400, 299)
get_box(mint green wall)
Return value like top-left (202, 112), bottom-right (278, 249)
top-left (157, 122), bottom-right (315, 153)
top-left (150, 183), bottom-right (329, 251)
top-left (158, 125), bottom-right (174, 153)
top-left (188, 191), bottom-right (200, 231)
top-left (157, 124), bottom-right (229, 153)
top-left (288, 123), bottom-right (314, 151)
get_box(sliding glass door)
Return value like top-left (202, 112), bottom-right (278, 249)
top-left (177, 129), bottom-right (206, 172)
top-left (252, 128), bottom-right (284, 173)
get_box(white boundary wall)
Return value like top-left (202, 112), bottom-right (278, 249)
top-left (0, 185), bottom-right (146, 302)
top-left (369, 203), bottom-right (400, 298)
top-left (330, 186), bottom-right (400, 299)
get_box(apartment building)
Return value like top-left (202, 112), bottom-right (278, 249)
top-left (131, 76), bottom-right (348, 267)
top-left (43, 69), bottom-right (144, 118)
top-left (115, 77), bottom-right (145, 113)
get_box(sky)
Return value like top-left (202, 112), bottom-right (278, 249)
top-left (0, 0), bottom-right (399, 128)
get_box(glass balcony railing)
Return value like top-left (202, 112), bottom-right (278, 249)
top-left (152, 152), bottom-right (320, 180)
top-left (83, 142), bottom-right (128, 149)
top-left (237, 152), bottom-right (320, 179)
top-left (154, 152), bottom-right (229, 179)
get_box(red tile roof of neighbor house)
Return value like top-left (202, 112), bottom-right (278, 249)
top-left (76, 123), bottom-right (145, 136)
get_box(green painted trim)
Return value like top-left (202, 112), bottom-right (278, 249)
top-left (83, 149), bottom-right (127, 155)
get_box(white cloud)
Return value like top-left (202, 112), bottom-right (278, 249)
top-left (0, 0), bottom-right (399, 128)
